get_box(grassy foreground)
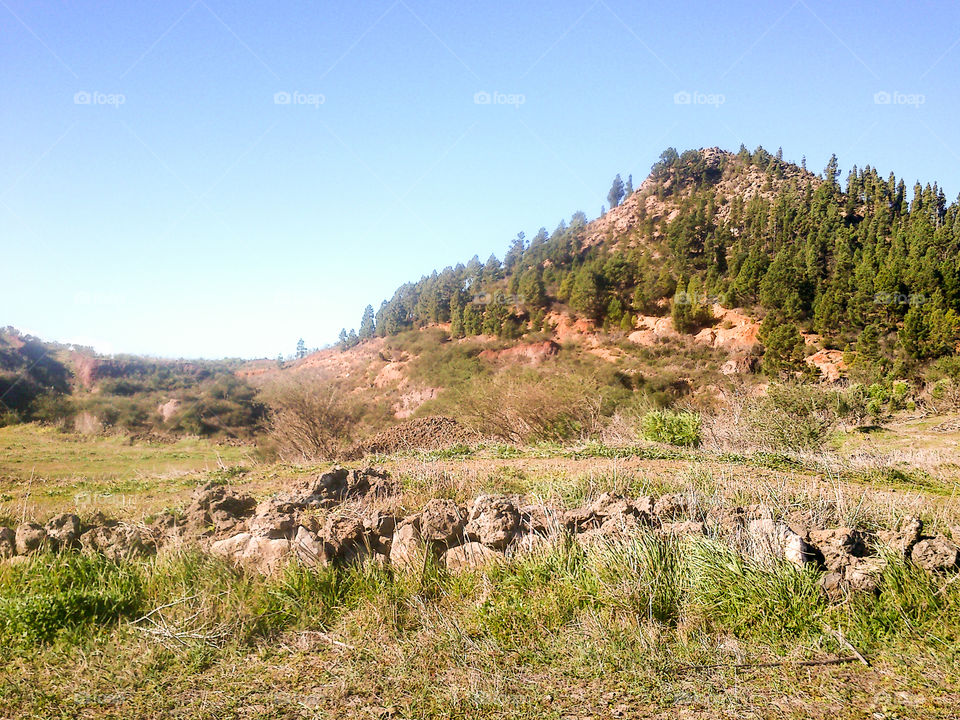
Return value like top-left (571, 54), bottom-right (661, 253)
top-left (2, 535), bottom-right (959, 719)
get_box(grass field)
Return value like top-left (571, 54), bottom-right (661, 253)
top-left (1, 423), bottom-right (960, 718)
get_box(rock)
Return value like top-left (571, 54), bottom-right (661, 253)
top-left (0, 527), bottom-right (15, 558)
top-left (748, 518), bottom-right (816, 567)
top-left (365, 510), bottom-right (397, 539)
top-left (292, 526), bottom-right (325, 567)
top-left (184, 483), bottom-right (257, 535)
top-left (79, 524), bottom-right (156, 560)
top-left (706, 506), bottom-right (746, 532)
top-left (389, 517), bottom-right (424, 569)
top-left (466, 495), bottom-right (520, 550)
top-left (598, 512), bottom-right (646, 537)
top-left (513, 533), bottom-right (549, 555)
top-left (297, 467), bottom-right (397, 507)
top-left (418, 499), bottom-right (466, 548)
top-left (821, 556), bottom-right (887, 601)
top-left (876, 516), bottom-right (922, 559)
top-left (519, 503), bottom-right (555, 535)
top-left (808, 528), bottom-right (867, 571)
top-left (661, 520), bottom-right (706, 537)
top-left (564, 492), bottom-right (650, 533)
top-left (442, 542), bottom-right (501, 573)
top-left (210, 532), bottom-right (291, 574)
top-left (321, 515), bottom-right (367, 563)
top-left (911, 537), bottom-right (960, 572)
top-left (247, 499), bottom-right (300, 538)
top-left (15, 523), bottom-right (47, 555)
top-left (44, 513), bottom-right (81, 550)
top-left (654, 494), bottom-right (691, 520)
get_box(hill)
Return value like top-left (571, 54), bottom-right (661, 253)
top-left (353, 145), bottom-right (960, 375)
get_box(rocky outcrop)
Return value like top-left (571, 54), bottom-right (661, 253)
top-left (15, 523), bottom-right (47, 555)
top-left (466, 495), bottom-right (520, 550)
top-left (44, 513), bottom-right (81, 550)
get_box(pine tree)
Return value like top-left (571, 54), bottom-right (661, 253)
top-left (625, 174), bottom-right (633, 195)
top-left (607, 174), bottom-right (625, 209)
top-left (295, 338), bottom-right (306, 359)
top-left (359, 305), bottom-right (376, 339)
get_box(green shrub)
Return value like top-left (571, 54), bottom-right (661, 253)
top-left (0, 554), bottom-right (144, 645)
top-left (640, 409), bottom-right (702, 448)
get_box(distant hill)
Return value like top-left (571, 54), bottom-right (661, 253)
top-left (354, 145), bottom-right (960, 371)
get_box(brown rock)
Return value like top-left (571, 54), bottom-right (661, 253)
top-left (79, 524), bottom-right (156, 560)
top-left (0, 527), bottom-right (15, 558)
top-left (419, 499), bottom-right (466, 548)
top-left (389, 517), bottom-right (424, 569)
top-left (749, 519), bottom-right (816, 567)
top-left (44, 513), bottom-right (81, 550)
top-left (808, 528), bottom-right (867, 571)
top-left (654, 494), bottom-right (692, 520)
top-left (210, 532), bottom-right (291, 574)
top-left (184, 482), bottom-right (257, 535)
top-left (876, 516), bottom-right (922, 559)
top-left (466, 495), bottom-right (520, 550)
top-left (661, 520), bottom-right (706, 537)
top-left (911, 537), bottom-right (960, 572)
top-left (15, 523), bottom-right (47, 555)
top-left (321, 515), bottom-right (367, 563)
top-left (248, 499), bottom-right (300, 538)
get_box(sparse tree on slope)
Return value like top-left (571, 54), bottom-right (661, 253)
top-left (607, 174), bottom-right (625, 209)
top-left (359, 305), bottom-right (376, 339)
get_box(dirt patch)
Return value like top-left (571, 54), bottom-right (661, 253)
top-left (478, 340), bottom-right (559, 365)
top-left (346, 416), bottom-right (481, 457)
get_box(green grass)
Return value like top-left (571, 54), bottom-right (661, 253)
top-left (640, 410), bottom-right (703, 448)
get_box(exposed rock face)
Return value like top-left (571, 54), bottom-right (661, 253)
top-left (911, 537), bottom-right (960, 572)
top-left (748, 519), bottom-right (815, 567)
top-left (292, 526), bottom-right (324, 567)
top-left (15, 523), bottom-right (47, 555)
top-left (0, 527), bottom-right (15, 558)
top-left (247, 499), bottom-right (300, 538)
top-left (44, 513), bottom-right (81, 550)
top-left (466, 495), bottom-right (520, 550)
top-left (79, 524), bottom-right (156, 560)
top-left (442, 542), bottom-right (501, 573)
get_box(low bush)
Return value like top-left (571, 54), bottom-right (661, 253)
top-left (640, 409), bottom-right (702, 447)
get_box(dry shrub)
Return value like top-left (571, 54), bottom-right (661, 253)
top-left (262, 373), bottom-right (363, 462)
top-left (452, 367), bottom-right (602, 444)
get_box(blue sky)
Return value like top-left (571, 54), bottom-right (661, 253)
top-left (3, 0), bottom-right (959, 358)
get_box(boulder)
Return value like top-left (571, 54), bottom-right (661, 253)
top-left (911, 537), bottom-right (960, 572)
top-left (519, 503), bottom-right (555, 535)
top-left (184, 483), bottom-right (257, 535)
top-left (44, 513), bottom-right (81, 550)
top-left (292, 526), bottom-right (325, 567)
top-left (748, 518), bottom-right (816, 567)
top-left (210, 532), bottom-right (291, 574)
top-left (564, 492), bottom-right (650, 533)
top-left (442, 542), bottom-right (501, 573)
top-left (466, 495), bottom-right (520, 550)
top-left (247, 499), bottom-right (300, 538)
top-left (808, 528), bottom-right (867, 571)
top-left (418, 499), bottom-right (466, 548)
top-left (706, 506), bottom-right (746, 533)
top-left (15, 522), bottom-right (47, 555)
top-left (79, 524), bottom-right (156, 560)
top-left (876, 516), bottom-right (922, 559)
top-left (821, 556), bottom-right (887, 601)
top-left (654, 494), bottom-right (692, 520)
top-left (0, 527), bottom-right (15, 558)
top-left (365, 510), bottom-right (397, 539)
top-left (321, 515), bottom-right (367, 563)
top-left (389, 517), bottom-right (424, 569)
top-left (298, 467), bottom-right (397, 507)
